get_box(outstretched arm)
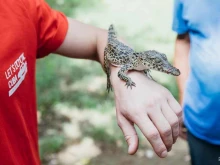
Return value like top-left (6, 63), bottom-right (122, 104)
top-left (55, 18), bottom-right (107, 64)
top-left (54, 18), bottom-right (182, 158)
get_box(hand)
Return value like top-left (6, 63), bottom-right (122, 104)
top-left (111, 67), bottom-right (183, 158)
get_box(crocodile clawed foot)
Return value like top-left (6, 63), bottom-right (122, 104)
top-left (107, 85), bottom-right (113, 93)
top-left (107, 78), bottom-right (113, 93)
top-left (125, 81), bottom-right (136, 89)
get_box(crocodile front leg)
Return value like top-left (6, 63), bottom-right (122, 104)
top-left (143, 69), bottom-right (155, 81)
top-left (118, 64), bottom-right (136, 89)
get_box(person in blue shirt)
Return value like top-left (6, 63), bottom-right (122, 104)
top-left (172, 0), bottom-right (220, 165)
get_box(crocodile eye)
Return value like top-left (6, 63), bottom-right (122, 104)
top-left (162, 54), bottom-right (167, 60)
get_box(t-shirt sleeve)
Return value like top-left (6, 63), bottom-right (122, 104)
top-left (172, 0), bottom-right (188, 34)
top-left (34, 0), bottom-right (68, 58)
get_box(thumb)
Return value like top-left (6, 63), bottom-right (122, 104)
top-left (117, 114), bottom-right (139, 155)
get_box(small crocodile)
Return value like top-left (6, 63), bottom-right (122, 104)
top-left (104, 24), bottom-right (180, 92)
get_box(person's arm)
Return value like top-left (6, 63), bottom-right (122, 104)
top-left (174, 33), bottom-right (190, 140)
top-left (55, 19), bottom-right (106, 63)
top-left (174, 33), bottom-right (190, 105)
top-left (55, 18), bottom-right (182, 158)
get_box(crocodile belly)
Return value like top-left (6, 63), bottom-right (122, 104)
top-left (111, 63), bottom-right (122, 67)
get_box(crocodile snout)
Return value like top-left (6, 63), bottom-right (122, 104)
top-left (163, 66), bottom-right (180, 76)
top-left (170, 68), bottom-right (180, 76)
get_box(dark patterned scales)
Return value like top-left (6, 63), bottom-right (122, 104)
top-left (104, 25), bottom-right (180, 92)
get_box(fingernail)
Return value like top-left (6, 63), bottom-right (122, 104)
top-left (161, 151), bottom-right (167, 158)
top-left (128, 145), bottom-right (132, 154)
top-left (128, 146), bottom-right (131, 154)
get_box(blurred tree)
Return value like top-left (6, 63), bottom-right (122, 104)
top-left (46, 0), bottom-right (99, 16)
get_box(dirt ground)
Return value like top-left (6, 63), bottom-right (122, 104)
top-left (88, 140), bottom-right (190, 165)
top-left (40, 105), bottom-right (191, 165)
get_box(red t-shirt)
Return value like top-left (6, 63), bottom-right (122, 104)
top-left (0, 0), bottom-right (68, 164)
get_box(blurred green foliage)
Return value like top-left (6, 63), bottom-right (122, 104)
top-left (39, 135), bottom-right (65, 158)
top-left (36, 56), bottom-right (111, 113)
top-left (46, 0), bottom-right (98, 16)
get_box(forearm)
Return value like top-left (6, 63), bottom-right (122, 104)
top-left (55, 18), bottom-right (107, 66)
top-left (174, 34), bottom-right (190, 104)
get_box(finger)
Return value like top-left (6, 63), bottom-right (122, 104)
top-left (179, 123), bottom-right (187, 140)
top-left (148, 111), bottom-right (173, 152)
top-left (179, 131), bottom-right (187, 140)
top-left (134, 115), bottom-right (168, 158)
top-left (117, 114), bottom-right (139, 155)
top-left (167, 94), bottom-right (183, 121)
top-left (161, 103), bottom-right (179, 144)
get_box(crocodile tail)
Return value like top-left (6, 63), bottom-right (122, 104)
top-left (108, 24), bottom-right (117, 42)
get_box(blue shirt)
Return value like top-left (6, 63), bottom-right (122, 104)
top-left (172, 0), bottom-right (220, 144)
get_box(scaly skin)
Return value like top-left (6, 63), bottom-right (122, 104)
top-left (104, 25), bottom-right (180, 92)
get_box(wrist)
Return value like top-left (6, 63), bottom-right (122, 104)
top-left (96, 29), bottom-right (108, 66)
top-left (110, 66), bottom-right (151, 90)
top-left (109, 66), bottom-right (120, 87)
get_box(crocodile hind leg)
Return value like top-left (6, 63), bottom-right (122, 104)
top-left (104, 51), bottom-right (113, 92)
top-left (118, 64), bottom-right (136, 89)
top-left (107, 70), bottom-right (113, 93)
top-left (143, 69), bottom-right (155, 81)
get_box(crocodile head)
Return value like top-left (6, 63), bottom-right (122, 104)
top-left (140, 50), bottom-right (180, 76)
